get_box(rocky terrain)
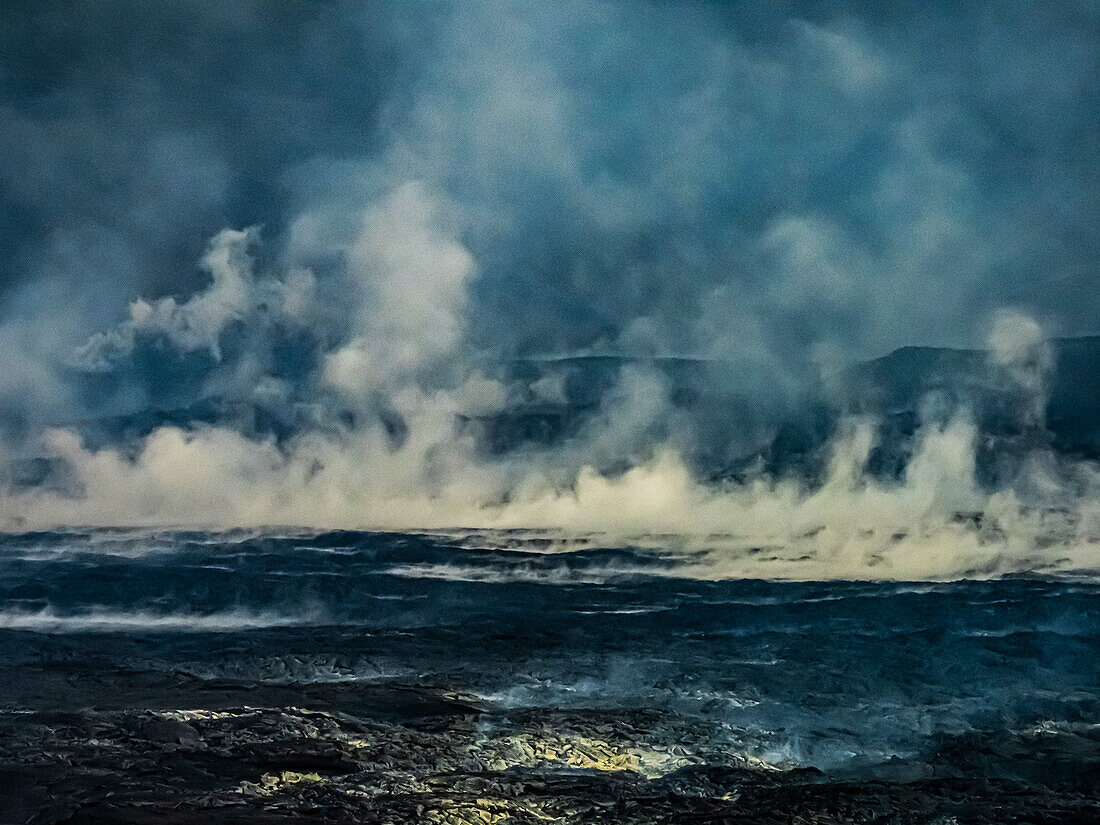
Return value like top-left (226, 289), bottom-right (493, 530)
top-left (1, 530), bottom-right (1098, 823)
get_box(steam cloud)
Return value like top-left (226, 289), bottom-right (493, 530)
top-left (0, 1), bottom-right (1097, 579)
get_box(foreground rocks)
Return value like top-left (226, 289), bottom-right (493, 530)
top-left (2, 682), bottom-right (1098, 824)
top-left (1, 537), bottom-right (1097, 823)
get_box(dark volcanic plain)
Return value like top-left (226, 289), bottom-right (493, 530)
top-left (1, 530), bottom-right (1098, 823)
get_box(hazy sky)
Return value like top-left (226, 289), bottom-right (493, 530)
top-left (0, 0), bottom-right (1097, 425)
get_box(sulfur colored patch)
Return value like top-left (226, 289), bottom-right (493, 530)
top-left (486, 733), bottom-right (688, 779)
top-left (236, 770), bottom-right (324, 797)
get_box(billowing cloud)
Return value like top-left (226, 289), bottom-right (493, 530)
top-left (73, 228), bottom-right (271, 368)
top-left (0, 2), bottom-right (1096, 579)
top-left (323, 182), bottom-right (475, 400)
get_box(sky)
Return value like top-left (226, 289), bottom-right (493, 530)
top-left (0, 1), bottom-right (1097, 560)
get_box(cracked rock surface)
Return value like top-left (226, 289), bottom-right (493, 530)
top-left (5, 691), bottom-right (1099, 823)
top-left (1, 530), bottom-right (1098, 823)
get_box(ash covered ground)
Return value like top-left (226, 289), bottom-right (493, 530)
top-left (1, 529), bottom-right (1098, 823)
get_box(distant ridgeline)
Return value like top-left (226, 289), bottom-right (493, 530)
top-left (828, 337), bottom-right (1100, 482)
top-left (753, 336), bottom-right (1100, 486)
top-left (472, 338), bottom-right (1100, 486)
top-left (11, 338), bottom-right (1100, 492)
top-left (459, 338), bottom-right (1100, 483)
